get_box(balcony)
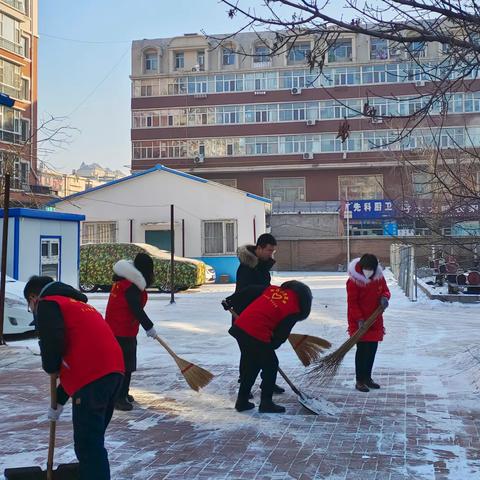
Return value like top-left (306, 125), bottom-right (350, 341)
top-left (0, 37), bottom-right (23, 55)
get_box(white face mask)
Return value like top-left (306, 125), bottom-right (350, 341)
top-left (362, 269), bottom-right (374, 279)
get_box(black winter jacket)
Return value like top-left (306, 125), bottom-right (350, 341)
top-left (235, 245), bottom-right (275, 292)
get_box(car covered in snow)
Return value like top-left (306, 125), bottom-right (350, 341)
top-left (79, 243), bottom-right (207, 293)
top-left (2, 275), bottom-right (34, 335)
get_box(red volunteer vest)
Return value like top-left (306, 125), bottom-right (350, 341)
top-left (105, 279), bottom-right (148, 337)
top-left (42, 295), bottom-right (125, 396)
top-left (235, 286), bottom-right (300, 343)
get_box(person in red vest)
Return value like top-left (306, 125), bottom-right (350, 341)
top-left (23, 276), bottom-right (125, 480)
top-left (222, 280), bottom-right (312, 413)
top-left (347, 254), bottom-right (391, 393)
top-left (105, 253), bottom-right (157, 411)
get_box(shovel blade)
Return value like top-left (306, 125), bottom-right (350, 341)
top-left (4, 463), bottom-right (80, 480)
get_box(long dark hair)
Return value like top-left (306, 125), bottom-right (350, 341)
top-left (134, 253), bottom-right (154, 288)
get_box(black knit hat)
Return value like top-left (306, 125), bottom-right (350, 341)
top-left (134, 253), bottom-right (154, 288)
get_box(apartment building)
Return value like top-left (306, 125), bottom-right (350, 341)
top-left (130, 31), bottom-right (479, 267)
top-left (0, 0), bottom-right (37, 205)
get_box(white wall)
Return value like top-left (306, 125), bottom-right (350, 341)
top-left (55, 170), bottom-right (267, 257)
top-left (0, 218), bottom-right (15, 276)
top-left (17, 218), bottom-right (79, 286)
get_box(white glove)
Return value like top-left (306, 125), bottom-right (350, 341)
top-left (48, 404), bottom-right (63, 422)
top-left (146, 327), bottom-right (157, 339)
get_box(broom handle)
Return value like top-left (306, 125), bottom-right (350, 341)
top-left (154, 335), bottom-right (180, 361)
top-left (47, 374), bottom-right (57, 480)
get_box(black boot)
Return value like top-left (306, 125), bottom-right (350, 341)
top-left (259, 399), bottom-right (286, 413)
top-left (127, 394), bottom-right (135, 403)
top-left (366, 379), bottom-right (380, 389)
top-left (355, 382), bottom-right (370, 393)
top-left (235, 396), bottom-right (255, 412)
top-left (115, 398), bottom-right (133, 411)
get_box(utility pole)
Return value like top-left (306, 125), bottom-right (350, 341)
top-left (0, 173), bottom-right (11, 345)
top-left (345, 188), bottom-right (351, 266)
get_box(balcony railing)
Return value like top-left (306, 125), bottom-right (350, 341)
top-left (0, 37), bottom-right (23, 55)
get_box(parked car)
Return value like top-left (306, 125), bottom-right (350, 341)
top-left (79, 243), bottom-right (207, 293)
top-left (2, 275), bottom-right (34, 335)
top-left (205, 265), bottom-right (216, 283)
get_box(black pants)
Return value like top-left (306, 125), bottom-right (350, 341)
top-left (72, 372), bottom-right (123, 480)
top-left (116, 336), bottom-right (137, 401)
top-left (236, 337), bottom-right (278, 401)
top-left (355, 341), bottom-right (378, 382)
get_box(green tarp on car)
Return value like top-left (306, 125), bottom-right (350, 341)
top-left (80, 243), bottom-right (206, 292)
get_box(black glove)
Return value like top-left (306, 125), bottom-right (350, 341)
top-left (221, 299), bottom-right (232, 311)
top-left (380, 296), bottom-right (389, 309)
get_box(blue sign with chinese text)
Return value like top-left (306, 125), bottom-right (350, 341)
top-left (345, 200), bottom-right (396, 219)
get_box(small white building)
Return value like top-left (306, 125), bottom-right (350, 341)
top-left (50, 165), bottom-right (271, 281)
top-left (0, 208), bottom-right (85, 286)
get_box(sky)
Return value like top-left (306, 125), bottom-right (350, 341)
top-left (38, 0), bottom-right (341, 174)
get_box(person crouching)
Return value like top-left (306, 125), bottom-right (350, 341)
top-left (105, 253), bottom-right (157, 411)
top-left (223, 280), bottom-right (312, 413)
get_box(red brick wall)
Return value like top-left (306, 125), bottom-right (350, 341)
top-left (275, 238), bottom-right (394, 271)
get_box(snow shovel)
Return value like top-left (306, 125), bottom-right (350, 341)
top-left (4, 375), bottom-right (80, 480)
top-left (277, 367), bottom-right (324, 415)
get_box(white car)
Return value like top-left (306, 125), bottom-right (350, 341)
top-left (205, 265), bottom-right (216, 284)
top-left (2, 275), bottom-right (34, 335)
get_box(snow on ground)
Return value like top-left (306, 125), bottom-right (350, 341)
top-left (1, 271), bottom-right (480, 479)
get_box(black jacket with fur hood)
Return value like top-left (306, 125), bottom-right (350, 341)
top-left (235, 244), bottom-right (276, 292)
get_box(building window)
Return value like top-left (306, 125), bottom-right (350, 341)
top-left (0, 14), bottom-right (21, 54)
top-left (202, 220), bottom-right (237, 255)
top-left (175, 52), bottom-right (184, 70)
top-left (0, 59), bottom-right (21, 97)
top-left (288, 42), bottom-right (311, 63)
top-left (197, 50), bottom-right (205, 70)
top-left (21, 77), bottom-right (29, 101)
top-left (226, 143), bottom-right (234, 156)
top-left (338, 175), bottom-right (383, 200)
top-left (222, 48), bottom-right (235, 66)
top-left (21, 36), bottom-right (29, 58)
top-left (254, 45), bottom-right (270, 63)
top-left (408, 41), bottom-right (426, 58)
top-left (412, 172), bottom-right (433, 198)
top-left (370, 38), bottom-right (388, 60)
top-left (212, 178), bottom-right (237, 188)
top-left (264, 177), bottom-right (306, 202)
top-left (40, 237), bottom-right (60, 280)
top-left (328, 39), bottom-right (353, 63)
top-left (21, 118), bottom-right (29, 141)
top-left (144, 51), bottom-right (158, 72)
top-left (81, 222), bottom-right (118, 244)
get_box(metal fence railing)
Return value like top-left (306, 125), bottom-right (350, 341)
top-left (390, 243), bottom-right (417, 301)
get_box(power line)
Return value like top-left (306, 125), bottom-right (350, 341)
top-left (67, 46), bottom-right (130, 117)
top-left (40, 32), bottom-right (131, 45)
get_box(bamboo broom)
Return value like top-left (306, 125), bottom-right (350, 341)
top-left (288, 333), bottom-right (332, 367)
top-left (154, 335), bottom-right (214, 391)
top-left (308, 306), bottom-right (384, 385)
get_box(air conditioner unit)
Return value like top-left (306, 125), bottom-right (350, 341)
top-left (254, 90), bottom-right (266, 95)
top-left (194, 155), bottom-right (205, 164)
top-left (194, 93), bottom-right (207, 99)
top-left (306, 119), bottom-right (316, 126)
top-left (342, 152), bottom-right (347, 159)
top-left (415, 80), bottom-right (426, 87)
top-left (371, 117), bottom-right (383, 124)
top-left (291, 87), bottom-right (302, 95)
top-left (303, 152), bottom-right (314, 160)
